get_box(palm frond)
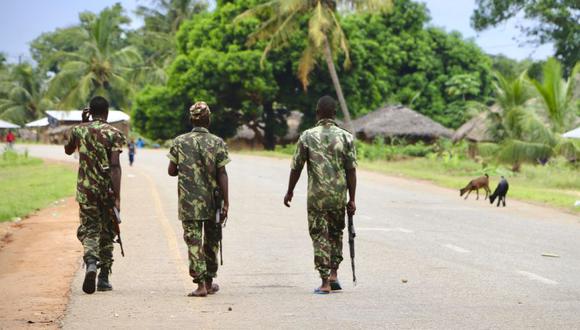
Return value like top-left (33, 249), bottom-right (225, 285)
top-left (297, 44), bottom-right (317, 90)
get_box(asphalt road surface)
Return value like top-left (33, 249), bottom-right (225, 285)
top-left (18, 144), bottom-right (580, 329)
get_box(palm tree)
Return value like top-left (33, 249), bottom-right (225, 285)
top-left (531, 58), bottom-right (580, 133)
top-left (133, 0), bottom-right (206, 82)
top-left (236, 0), bottom-right (393, 133)
top-left (136, 0), bottom-right (206, 34)
top-left (0, 63), bottom-right (52, 124)
top-left (488, 71), bottom-right (556, 171)
top-left (48, 7), bottom-right (142, 109)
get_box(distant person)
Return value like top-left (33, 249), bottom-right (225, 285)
top-left (284, 95), bottom-right (357, 294)
top-left (128, 139), bottom-right (136, 166)
top-left (167, 101), bottom-right (230, 297)
top-left (136, 137), bottom-right (145, 148)
top-left (6, 130), bottom-right (15, 149)
top-left (64, 96), bottom-right (126, 294)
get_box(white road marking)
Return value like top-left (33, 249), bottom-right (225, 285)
top-left (357, 227), bottom-right (414, 233)
top-left (443, 244), bottom-right (471, 253)
top-left (127, 174), bottom-right (136, 178)
top-left (517, 271), bottom-right (558, 285)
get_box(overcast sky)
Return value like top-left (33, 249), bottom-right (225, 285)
top-left (0, 0), bottom-right (553, 64)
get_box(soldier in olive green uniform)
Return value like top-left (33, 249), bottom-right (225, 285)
top-left (167, 102), bottom-right (230, 297)
top-left (65, 96), bottom-right (126, 294)
top-left (284, 96), bottom-right (357, 294)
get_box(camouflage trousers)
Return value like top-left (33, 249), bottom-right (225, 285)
top-left (77, 203), bottom-right (115, 269)
top-left (181, 220), bottom-right (220, 284)
top-left (307, 208), bottom-right (345, 279)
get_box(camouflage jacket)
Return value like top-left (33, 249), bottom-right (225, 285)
top-left (67, 120), bottom-right (126, 204)
top-left (291, 119), bottom-right (357, 210)
top-left (168, 127), bottom-right (231, 221)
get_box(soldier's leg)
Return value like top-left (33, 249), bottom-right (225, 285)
top-left (307, 209), bottom-right (331, 279)
top-left (78, 204), bottom-right (100, 294)
top-left (98, 206), bottom-right (115, 270)
top-left (203, 220), bottom-right (221, 294)
top-left (203, 221), bottom-right (220, 279)
top-left (328, 208), bottom-right (346, 273)
top-left (181, 221), bottom-right (207, 283)
top-left (77, 204), bottom-right (101, 264)
top-left (97, 206), bottom-right (115, 291)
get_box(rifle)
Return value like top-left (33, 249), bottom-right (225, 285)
top-left (348, 213), bottom-right (356, 285)
top-left (213, 188), bottom-right (226, 265)
top-left (112, 206), bottom-right (125, 257)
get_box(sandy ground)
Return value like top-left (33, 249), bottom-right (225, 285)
top-left (0, 198), bottom-right (81, 329)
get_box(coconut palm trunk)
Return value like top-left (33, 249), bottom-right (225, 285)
top-left (323, 37), bottom-right (355, 135)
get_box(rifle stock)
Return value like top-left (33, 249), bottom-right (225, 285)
top-left (214, 188), bottom-right (225, 265)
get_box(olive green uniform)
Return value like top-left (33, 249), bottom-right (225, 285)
top-left (291, 119), bottom-right (357, 278)
top-left (67, 120), bottom-right (126, 268)
top-left (168, 127), bottom-right (230, 284)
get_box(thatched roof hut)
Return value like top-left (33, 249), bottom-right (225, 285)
top-left (352, 105), bottom-right (453, 142)
top-left (452, 111), bottom-right (495, 143)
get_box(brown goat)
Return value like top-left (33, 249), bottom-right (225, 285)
top-left (459, 174), bottom-right (491, 200)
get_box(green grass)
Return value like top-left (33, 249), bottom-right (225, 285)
top-left (239, 150), bottom-right (580, 214)
top-left (0, 151), bottom-right (76, 222)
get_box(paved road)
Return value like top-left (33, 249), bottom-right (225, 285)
top-left (18, 144), bottom-right (580, 329)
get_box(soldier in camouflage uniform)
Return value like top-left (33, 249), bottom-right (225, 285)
top-left (64, 96), bottom-right (126, 294)
top-left (284, 95), bottom-right (357, 294)
top-left (167, 101), bottom-right (230, 297)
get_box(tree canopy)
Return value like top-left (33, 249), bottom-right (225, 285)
top-left (472, 0), bottom-right (579, 74)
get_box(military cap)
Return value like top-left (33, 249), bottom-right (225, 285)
top-left (189, 102), bottom-right (211, 120)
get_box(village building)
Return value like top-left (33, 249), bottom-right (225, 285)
top-left (23, 110), bottom-right (130, 144)
top-left (352, 105), bottom-right (453, 143)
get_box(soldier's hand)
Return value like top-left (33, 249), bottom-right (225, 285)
top-left (82, 108), bottom-right (91, 123)
top-left (284, 191), bottom-right (293, 207)
top-left (347, 200), bottom-right (356, 216)
top-left (220, 203), bottom-right (228, 224)
top-left (115, 198), bottom-right (121, 212)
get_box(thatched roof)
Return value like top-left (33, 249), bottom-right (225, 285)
top-left (452, 111), bottom-right (495, 143)
top-left (352, 105), bottom-right (453, 141)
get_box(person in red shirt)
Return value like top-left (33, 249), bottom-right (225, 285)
top-left (6, 130), bottom-right (15, 148)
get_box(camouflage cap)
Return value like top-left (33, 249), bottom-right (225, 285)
top-left (189, 102), bottom-right (211, 120)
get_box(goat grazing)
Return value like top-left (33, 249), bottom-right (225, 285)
top-left (489, 176), bottom-right (509, 207)
top-left (459, 174), bottom-right (490, 200)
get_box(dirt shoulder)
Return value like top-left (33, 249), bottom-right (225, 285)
top-left (0, 198), bottom-right (80, 329)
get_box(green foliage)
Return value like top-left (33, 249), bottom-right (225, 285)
top-left (46, 4), bottom-right (142, 109)
top-left (531, 58), bottom-right (579, 133)
top-left (134, 0), bottom-right (291, 147)
top-left (327, 2), bottom-right (494, 128)
top-left (472, 0), bottom-right (580, 74)
top-left (0, 151), bottom-right (75, 222)
top-left (0, 63), bottom-right (52, 124)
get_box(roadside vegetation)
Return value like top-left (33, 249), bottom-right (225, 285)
top-left (249, 139), bottom-right (580, 213)
top-left (0, 150), bottom-right (75, 222)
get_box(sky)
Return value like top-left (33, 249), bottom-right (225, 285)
top-left (0, 0), bottom-right (554, 64)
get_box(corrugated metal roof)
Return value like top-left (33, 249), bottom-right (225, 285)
top-left (45, 110), bottom-right (130, 123)
top-left (25, 117), bottom-right (49, 127)
top-left (0, 119), bottom-right (20, 129)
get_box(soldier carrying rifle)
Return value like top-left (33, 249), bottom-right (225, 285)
top-left (64, 96), bottom-right (126, 294)
top-left (167, 102), bottom-right (230, 297)
top-left (284, 95), bottom-right (358, 294)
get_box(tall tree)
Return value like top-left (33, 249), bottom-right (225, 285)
top-left (0, 63), bottom-right (52, 124)
top-left (236, 0), bottom-right (393, 133)
top-left (471, 0), bottom-right (580, 74)
top-left (47, 5), bottom-right (142, 109)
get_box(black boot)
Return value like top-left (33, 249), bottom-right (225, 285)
top-left (97, 266), bottom-right (113, 291)
top-left (82, 260), bottom-right (97, 294)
